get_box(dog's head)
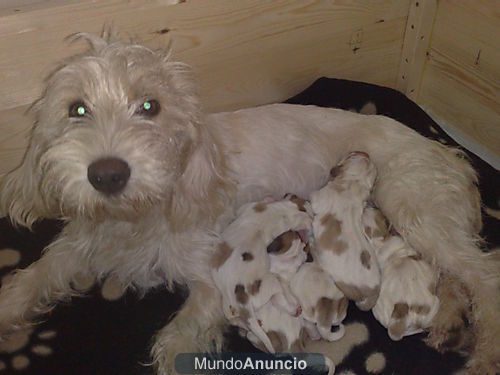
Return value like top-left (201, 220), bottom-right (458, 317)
top-left (1, 30), bottom-right (230, 228)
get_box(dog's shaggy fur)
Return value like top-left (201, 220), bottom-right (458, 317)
top-left (0, 31), bottom-right (498, 374)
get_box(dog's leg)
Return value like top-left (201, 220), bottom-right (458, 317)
top-left (0, 236), bottom-right (87, 337)
top-left (151, 282), bottom-right (227, 375)
top-left (425, 272), bottom-right (474, 353)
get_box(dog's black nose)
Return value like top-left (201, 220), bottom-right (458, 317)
top-left (87, 157), bottom-right (131, 195)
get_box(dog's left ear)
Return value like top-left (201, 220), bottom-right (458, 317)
top-left (0, 130), bottom-right (53, 229)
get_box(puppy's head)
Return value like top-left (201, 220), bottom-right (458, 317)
top-left (267, 230), bottom-right (301, 254)
top-left (1, 30), bottom-right (229, 228)
top-left (329, 151), bottom-right (377, 194)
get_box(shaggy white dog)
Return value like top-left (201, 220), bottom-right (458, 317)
top-left (0, 31), bottom-right (498, 374)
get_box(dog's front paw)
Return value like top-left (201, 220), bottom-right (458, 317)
top-left (152, 318), bottom-right (225, 375)
top-left (0, 300), bottom-right (29, 341)
top-left (152, 327), bottom-right (191, 375)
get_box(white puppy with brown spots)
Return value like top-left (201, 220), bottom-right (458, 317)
top-left (363, 205), bottom-right (440, 340)
top-left (248, 237), bottom-right (338, 374)
top-left (247, 300), bottom-right (336, 375)
top-left (248, 251), bottom-right (307, 354)
top-left (290, 261), bottom-right (348, 342)
top-left (211, 198), bottom-right (312, 352)
top-left (310, 151), bottom-right (381, 311)
top-left (243, 230), bottom-right (308, 354)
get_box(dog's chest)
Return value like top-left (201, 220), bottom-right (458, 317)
top-left (79, 212), bottom-right (213, 287)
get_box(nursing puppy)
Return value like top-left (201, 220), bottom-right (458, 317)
top-left (310, 152), bottom-right (381, 311)
top-left (247, 301), bottom-right (335, 375)
top-left (363, 206), bottom-right (440, 340)
top-left (0, 31), bottom-right (497, 374)
top-left (211, 199), bottom-right (311, 352)
top-left (290, 262), bottom-right (348, 341)
top-left (267, 229), bottom-right (308, 286)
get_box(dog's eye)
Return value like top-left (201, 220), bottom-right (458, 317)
top-left (69, 101), bottom-right (89, 118)
top-left (138, 99), bottom-right (160, 117)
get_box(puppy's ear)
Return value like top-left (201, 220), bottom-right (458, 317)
top-left (0, 132), bottom-right (51, 229)
top-left (330, 165), bottom-right (342, 180)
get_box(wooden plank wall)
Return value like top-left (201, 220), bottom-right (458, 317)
top-left (411, 1), bottom-right (499, 165)
top-left (0, 0), bottom-right (410, 177)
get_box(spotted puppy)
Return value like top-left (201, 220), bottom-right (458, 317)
top-left (247, 231), bottom-right (307, 354)
top-left (363, 206), bottom-right (440, 340)
top-left (242, 230), bottom-right (306, 354)
top-left (248, 300), bottom-right (335, 375)
top-left (211, 198), bottom-right (312, 352)
top-left (290, 262), bottom-right (348, 341)
top-left (310, 151), bottom-right (381, 311)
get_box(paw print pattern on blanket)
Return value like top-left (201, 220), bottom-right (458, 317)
top-left (0, 247), bottom-right (58, 373)
top-left (0, 243), bottom-right (129, 374)
top-left (304, 319), bottom-right (388, 374)
top-left (0, 328), bottom-right (57, 373)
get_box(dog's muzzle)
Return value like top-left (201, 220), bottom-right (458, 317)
top-left (87, 157), bottom-right (131, 195)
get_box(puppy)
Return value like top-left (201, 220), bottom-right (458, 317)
top-left (247, 301), bottom-right (335, 375)
top-left (363, 206), bottom-right (440, 340)
top-left (310, 152), bottom-right (381, 311)
top-left (0, 31), bottom-right (496, 374)
top-left (266, 229), bottom-right (306, 317)
top-left (290, 262), bottom-right (348, 341)
top-left (211, 198), bottom-right (311, 352)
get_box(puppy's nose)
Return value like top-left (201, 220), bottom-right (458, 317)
top-left (87, 157), bottom-right (131, 195)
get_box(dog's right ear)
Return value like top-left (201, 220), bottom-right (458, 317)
top-left (0, 134), bottom-right (50, 229)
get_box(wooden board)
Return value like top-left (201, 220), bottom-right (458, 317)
top-left (416, 0), bottom-right (499, 162)
top-left (396, 0), bottom-right (437, 100)
top-left (0, 0), bottom-right (410, 176)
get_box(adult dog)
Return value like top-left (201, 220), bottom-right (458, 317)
top-left (0, 31), bottom-right (498, 374)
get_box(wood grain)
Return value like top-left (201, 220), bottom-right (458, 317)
top-left (416, 0), bottom-right (499, 160)
top-left (0, 0), bottom-right (410, 175)
top-left (396, 0), bottom-right (437, 100)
